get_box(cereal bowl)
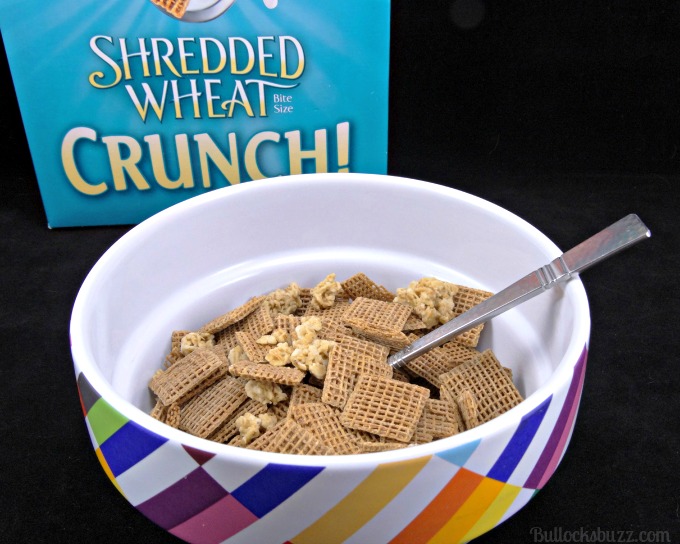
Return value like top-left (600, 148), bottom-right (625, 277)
top-left (70, 173), bottom-right (590, 544)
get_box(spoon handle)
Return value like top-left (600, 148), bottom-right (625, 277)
top-left (387, 214), bottom-right (651, 369)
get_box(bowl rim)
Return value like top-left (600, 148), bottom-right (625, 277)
top-left (70, 173), bottom-right (590, 468)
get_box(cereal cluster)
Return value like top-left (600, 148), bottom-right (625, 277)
top-left (150, 0), bottom-right (189, 18)
top-left (148, 273), bottom-right (524, 454)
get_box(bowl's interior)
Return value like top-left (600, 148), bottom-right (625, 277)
top-left (72, 174), bottom-right (588, 429)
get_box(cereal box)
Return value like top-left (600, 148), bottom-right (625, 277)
top-left (0, 0), bottom-right (390, 227)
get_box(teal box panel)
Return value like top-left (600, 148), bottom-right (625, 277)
top-left (1, 0), bottom-right (390, 226)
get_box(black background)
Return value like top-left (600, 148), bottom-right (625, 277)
top-left (1, 1), bottom-right (679, 542)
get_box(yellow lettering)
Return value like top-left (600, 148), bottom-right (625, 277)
top-left (194, 133), bottom-right (241, 187)
top-left (200, 38), bottom-right (227, 74)
top-left (171, 79), bottom-right (202, 120)
top-left (223, 80), bottom-right (255, 117)
top-left (178, 38), bottom-right (199, 75)
top-left (150, 38), bottom-right (182, 79)
top-left (229, 37), bottom-right (255, 75)
top-left (61, 127), bottom-right (108, 195)
top-left (205, 80), bottom-right (226, 118)
top-left (285, 129), bottom-right (328, 174)
top-left (257, 36), bottom-right (277, 77)
top-left (245, 131), bottom-right (281, 179)
top-left (88, 36), bottom-right (122, 89)
top-left (119, 38), bottom-right (152, 81)
top-left (126, 82), bottom-right (168, 122)
top-left (279, 36), bottom-right (305, 79)
top-left (101, 135), bottom-right (150, 191)
top-left (144, 134), bottom-right (195, 189)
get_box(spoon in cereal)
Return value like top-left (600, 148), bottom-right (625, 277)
top-left (387, 214), bottom-right (651, 369)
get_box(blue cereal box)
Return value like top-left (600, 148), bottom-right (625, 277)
top-left (1, 0), bottom-right (390, 227)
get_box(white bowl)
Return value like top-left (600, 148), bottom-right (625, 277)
top-left (71, 173), bottom-right (590, 543)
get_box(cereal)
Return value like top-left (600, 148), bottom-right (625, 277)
top-left (227, 344), bottom-right (249, 365)
top-left (229, 359), bottom-right (306, 386)
top-left (150, 399), bottom-right (168, 422)
top-left (235, 331), bottom-right (271, 363)
top-left (294, 316), bottom-right (323, 344)
top-left (304, 298), bottom-right (352, 321)
top-left (290, 339), bottom-right (335, 379)
top-left (149, 348), bottom-right (228, 406)
top-left (165, 404), bottom-right (181, 428)
top-left (310, 273), bottom-right (343, 309)
top-left (235, 413), bottom-right (262, 445)
top-left (263, 283), bottom-right (303, 318)
top-left (179, 376), bottom-right (248, 438)
top-left (341, 272), bottom-right (395, 302)
top-left (394, 277), bottom-right (460, 328)
top-left (449, 286), bottom-right (494, 347)
top-left (247, 418), bottom-right (333, 455)
top-left (295, 288), bottom-right (314, 316)
top-left (258, 328), bottom-right (290, 345)
top-left (180, 331), bottom-right (215, 355)
top-left (289, 402), bottom-right (362, 455)
top-left (416, 399), bottom-right (461, 439)
top-left (150, 0), bottom-right (190, 18)
top-left (402, 313), bottom-right (428, 332)
top-left (234, 411), bottom-right (279, 446)
top-left (199, 295), bottom-right (264, 335)
top-left (404, 342), bottom-right (480, 388)
top-left (342, 297), bottom-right (412, 349)
top-left (147, 273), bottom-right (525, 455)
top-left (289, 383), bottom-right (324, 406)
top-left (340, 374), bottom-right (430, 443)
top-left (210, 398), bottom-right (270, 444)
top-left (321, 340), bottom-right (391, 409)
top-left (209, 303), bottom-right (275, 358)
top-left (265, 342), bottom-right (294, 367)
top-left (274, 314), bottom-right (303, 335)
top-left (456, 390), bottom-right (480, 430)
top-left (268, 397), bottom-right (291, 420)
top-left (163, 329), bottom-right (190, 367)
top-left (237, 304), bottom-right (276, 339)
top-left (244, 379), bottom-right (289, 405)
top-left (359, 441), bottom-right (409, 453)
top-left (440, 350), bottom-right (523, 425)
top-left (317, 318), bottom-right (353, 342)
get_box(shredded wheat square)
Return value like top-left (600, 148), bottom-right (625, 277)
top-left (343, 297), bottom-right (412, 335)
top-left (341, 272), bottom-right (395, 302)
top-left (289, 402), bottom-right (362, 454)
top-left (321, 341), bottom-right (391, 409)
top-left (416, 399), bottom-right (460, 440)
top-left (246, 418), bottom-right (332, 454)
top-left (179, 376), bottom-right (248, 438)
top-left (450, 287), bottom-right (494, 347)
top-left (199, 295), bottom-right (265, 335)
top-left (229, 360), bottom-right (305, 386)
top-left (340, 374), bottom-right (429, 442)
top-left (235, 331), bottom-right (271, 363)
top-left (210, 398), bottom-right (269, 443)
top-left (289, 384), bottom-right (324, 407)
top-left (439, 349), bottom-right (523, 424)
top-left (149, 348), bottom-right (227, 406)
top-left (150, 0), bottom-right (190, 19)
top-left (405, 343), bottom-right (480, 387)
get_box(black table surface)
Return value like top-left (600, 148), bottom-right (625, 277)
top-left (2, 2), bottom-right (679, 543)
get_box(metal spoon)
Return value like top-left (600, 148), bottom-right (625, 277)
top-left (387, 214), bottom-right (651, 369)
